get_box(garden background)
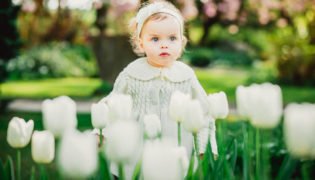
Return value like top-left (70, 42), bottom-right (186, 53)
top-left (0, 0), bottom-right (315, 179)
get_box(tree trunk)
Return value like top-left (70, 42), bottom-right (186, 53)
top-left (91, 34), bottom-right (137, 84)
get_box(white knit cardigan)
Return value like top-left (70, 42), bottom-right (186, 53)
top-left (99, 57), bottom-right (218, 179)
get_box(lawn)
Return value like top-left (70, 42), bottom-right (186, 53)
top-left (1, 67), bottom-right (315, 105)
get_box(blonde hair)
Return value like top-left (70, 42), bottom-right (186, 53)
top-left (128, 1), bottom-right (187, 56)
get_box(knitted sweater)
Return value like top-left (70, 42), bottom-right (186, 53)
top-left (99, 57), bottom-right (218, 179)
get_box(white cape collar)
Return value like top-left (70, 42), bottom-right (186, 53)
top-left (125, 57), bottom-right (194, 82)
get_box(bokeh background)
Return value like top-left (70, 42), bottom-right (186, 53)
top-left (1, 0), bottom-right (315, 179)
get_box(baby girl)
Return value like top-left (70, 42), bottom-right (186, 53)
top-left (100, 1), bottom-right (218, 179)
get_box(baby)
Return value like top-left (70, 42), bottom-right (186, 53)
top-left (100, 1), bottom-right (218, 179)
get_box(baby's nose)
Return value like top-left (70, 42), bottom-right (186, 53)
top-left (160, 42), bottom-right (168, 49)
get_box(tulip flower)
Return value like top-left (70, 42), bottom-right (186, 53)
top-left (207, 91), bottom-right (229, 119)
top-left (142, 138), bottom-right (189, 180)
top-left (107, 93), bottom-right (133, 122)
top-left (31, 130), bottom-right (55, 164)
top-left (104, 121), bottom-right (141, 179)
top-left (7, 117), bottom-right (34, 180)
top-left (91, 102), bottom-right (109, 129)
top-left (169, 91), bottom-right (190, 146)
top-left (169, 91), bottom-right (190, 123)
top-left (42, 96), bottom-right (77, 137)
top-left (182, 99), bottom-right (206, 134)
top-left (104, 121), bottom-right (141, 164)
top-left (182, 99), bottom-right (207, 157)
top-left (143, 114), bottom-right (161, 139)
top-left (236, 85), bottom-right (251, 118)
top-left (91, 102), bottom-right (109, 147)
top-left (236, 83), bottom-right (283, 129)
top-left (7, 117), bottom-right (34, 148)
top-left (284, 103), bottom-right (315, 159)
top-left (57, 129), bottom-right (98, 179)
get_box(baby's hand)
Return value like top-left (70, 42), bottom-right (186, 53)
top-left (95, 134), bottom-right (106, 148)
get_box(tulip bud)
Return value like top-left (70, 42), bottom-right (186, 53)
top-left (284, 103), bottom-right (315, 159)
top-left (207, 91), bottom-right (229, 119)
top-left (142, 138), bottom-right (189, 180)
top-left (7, 117), bottom-right (34, 148)
top-left (57, 130), bottom-right (98, 178)
top-left (104, 121), bottom-right (141, 164)
top-left (182, 99), bottom-right (206, 134)
top-left (31, 130), bottom-right (55, 163)
top-left (107, 93), bottom-right (133, 122)
top-left (91, 102), bottom-right (109, 129)
top-left (169, 91), bottom-right (190, 123)
top-left (42, 96), bottom-right (77, 137)
top-left (143, 114), bottom-right (161, 139)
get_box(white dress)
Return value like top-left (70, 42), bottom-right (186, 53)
top-left (99, 57), bottom-right (218, 179)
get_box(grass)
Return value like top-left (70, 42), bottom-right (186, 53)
top-left (0, 67), bottom-right (315, 105)
top-left (0, 77), bottom-right (103, 99)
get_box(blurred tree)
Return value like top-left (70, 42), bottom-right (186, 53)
top-left (91, 0), bottom-right (138, 83)
top-left (0, 0), bottom-right (22, 109)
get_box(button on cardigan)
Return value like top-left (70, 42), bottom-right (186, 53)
top-left (99, 57), bottom-right (218, 179)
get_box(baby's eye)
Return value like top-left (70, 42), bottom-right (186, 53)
top-left (170, 36), bottom-right (176, 41)
top-left (152, 37), bottom-right (159, 42)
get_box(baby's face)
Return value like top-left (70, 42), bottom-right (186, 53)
top-left (138, 15), bottom-right (182, 68)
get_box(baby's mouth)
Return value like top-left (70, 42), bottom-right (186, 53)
top-left (159, 52), bottom-right (170, 57)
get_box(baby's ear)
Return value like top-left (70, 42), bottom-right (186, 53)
top-left (138, 38), bottom-right (143, 49)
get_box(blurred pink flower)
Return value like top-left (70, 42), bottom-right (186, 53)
top-left (203, 1), bottom-right (217, 18)
top-left (181, 1), bottom-right (198, 21)
top-left (93, 0), bottom-right (103, 9)
top-left (22, 1), bottom-right (36, 13)
top-left (110, 0), bottom-right (140, 16)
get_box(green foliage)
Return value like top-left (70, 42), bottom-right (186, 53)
top-left (0, 0), bottom-right (22, 82)
top-left (183, 46), bottom-right (255, 68)
top-left (0, 156), bottom-right (15, 180)
top-left (271, 24), bottom-right (315, 86)
top-left (6, 42), bottom-right (98, 80)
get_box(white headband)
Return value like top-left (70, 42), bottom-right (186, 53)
top-left (135, 2), bottom-right (183, 38)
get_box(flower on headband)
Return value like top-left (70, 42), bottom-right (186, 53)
top-left (136, 2), bottom-right (164, 23)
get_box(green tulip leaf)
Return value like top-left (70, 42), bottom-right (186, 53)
top-left (5, 155), bottom-right (15, 180)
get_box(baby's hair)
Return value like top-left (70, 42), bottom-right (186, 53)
top-left (128, 1), bottom-right (187, 56)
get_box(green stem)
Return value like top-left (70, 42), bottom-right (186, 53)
top-left (193, 133), bottom-right (200, 162)
top-left (17, 149), bottom-right (21, 180)
top-left (256, 128), bottom-right (260, 180)
top-left (39, 164), bottom-right (47, 180)
top-left (118, 163), bottom-right (125, 180)
top-left (178, 122), bottom-right (181, 146)
top-left (242, 123), bottom-right (249, 180)
top-left (30, 166), bottom-right (36, 180)
top-left (100, 128), bottom-right (103, 148)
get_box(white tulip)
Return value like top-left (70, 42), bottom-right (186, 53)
top-left (236, 83), bottom-right (283, 128)
top-left (104, 121), bottom-right (141, 164)
top-left (42, 96), bottom-right (77, 137)
top-left (107, 93), bottom-right (133, 122)
top-left (7, 117), bottom-right (34, 148)
top-left (236, 85), bottom-right (251, 118)
top-left (182, 99), bottom-right (206, 134)
top-left (91, 102), bottom-right (109, 129)
top-left (142, 138), bottom-right (189, 180)
top-left (246, 83), bottom-right (283, 128)
top-left (143, 114), bottom-right (161, 139)
top-left (207, 91), bottom-right (229, 119)
top-left (284, 103), bottom-right (315, 159)
top-left (31, 130), bottom-right (55, 164)
top-left (169, 91), bottom-right (190, 122)
top-left (57, 129), bottom-right (98, 178)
